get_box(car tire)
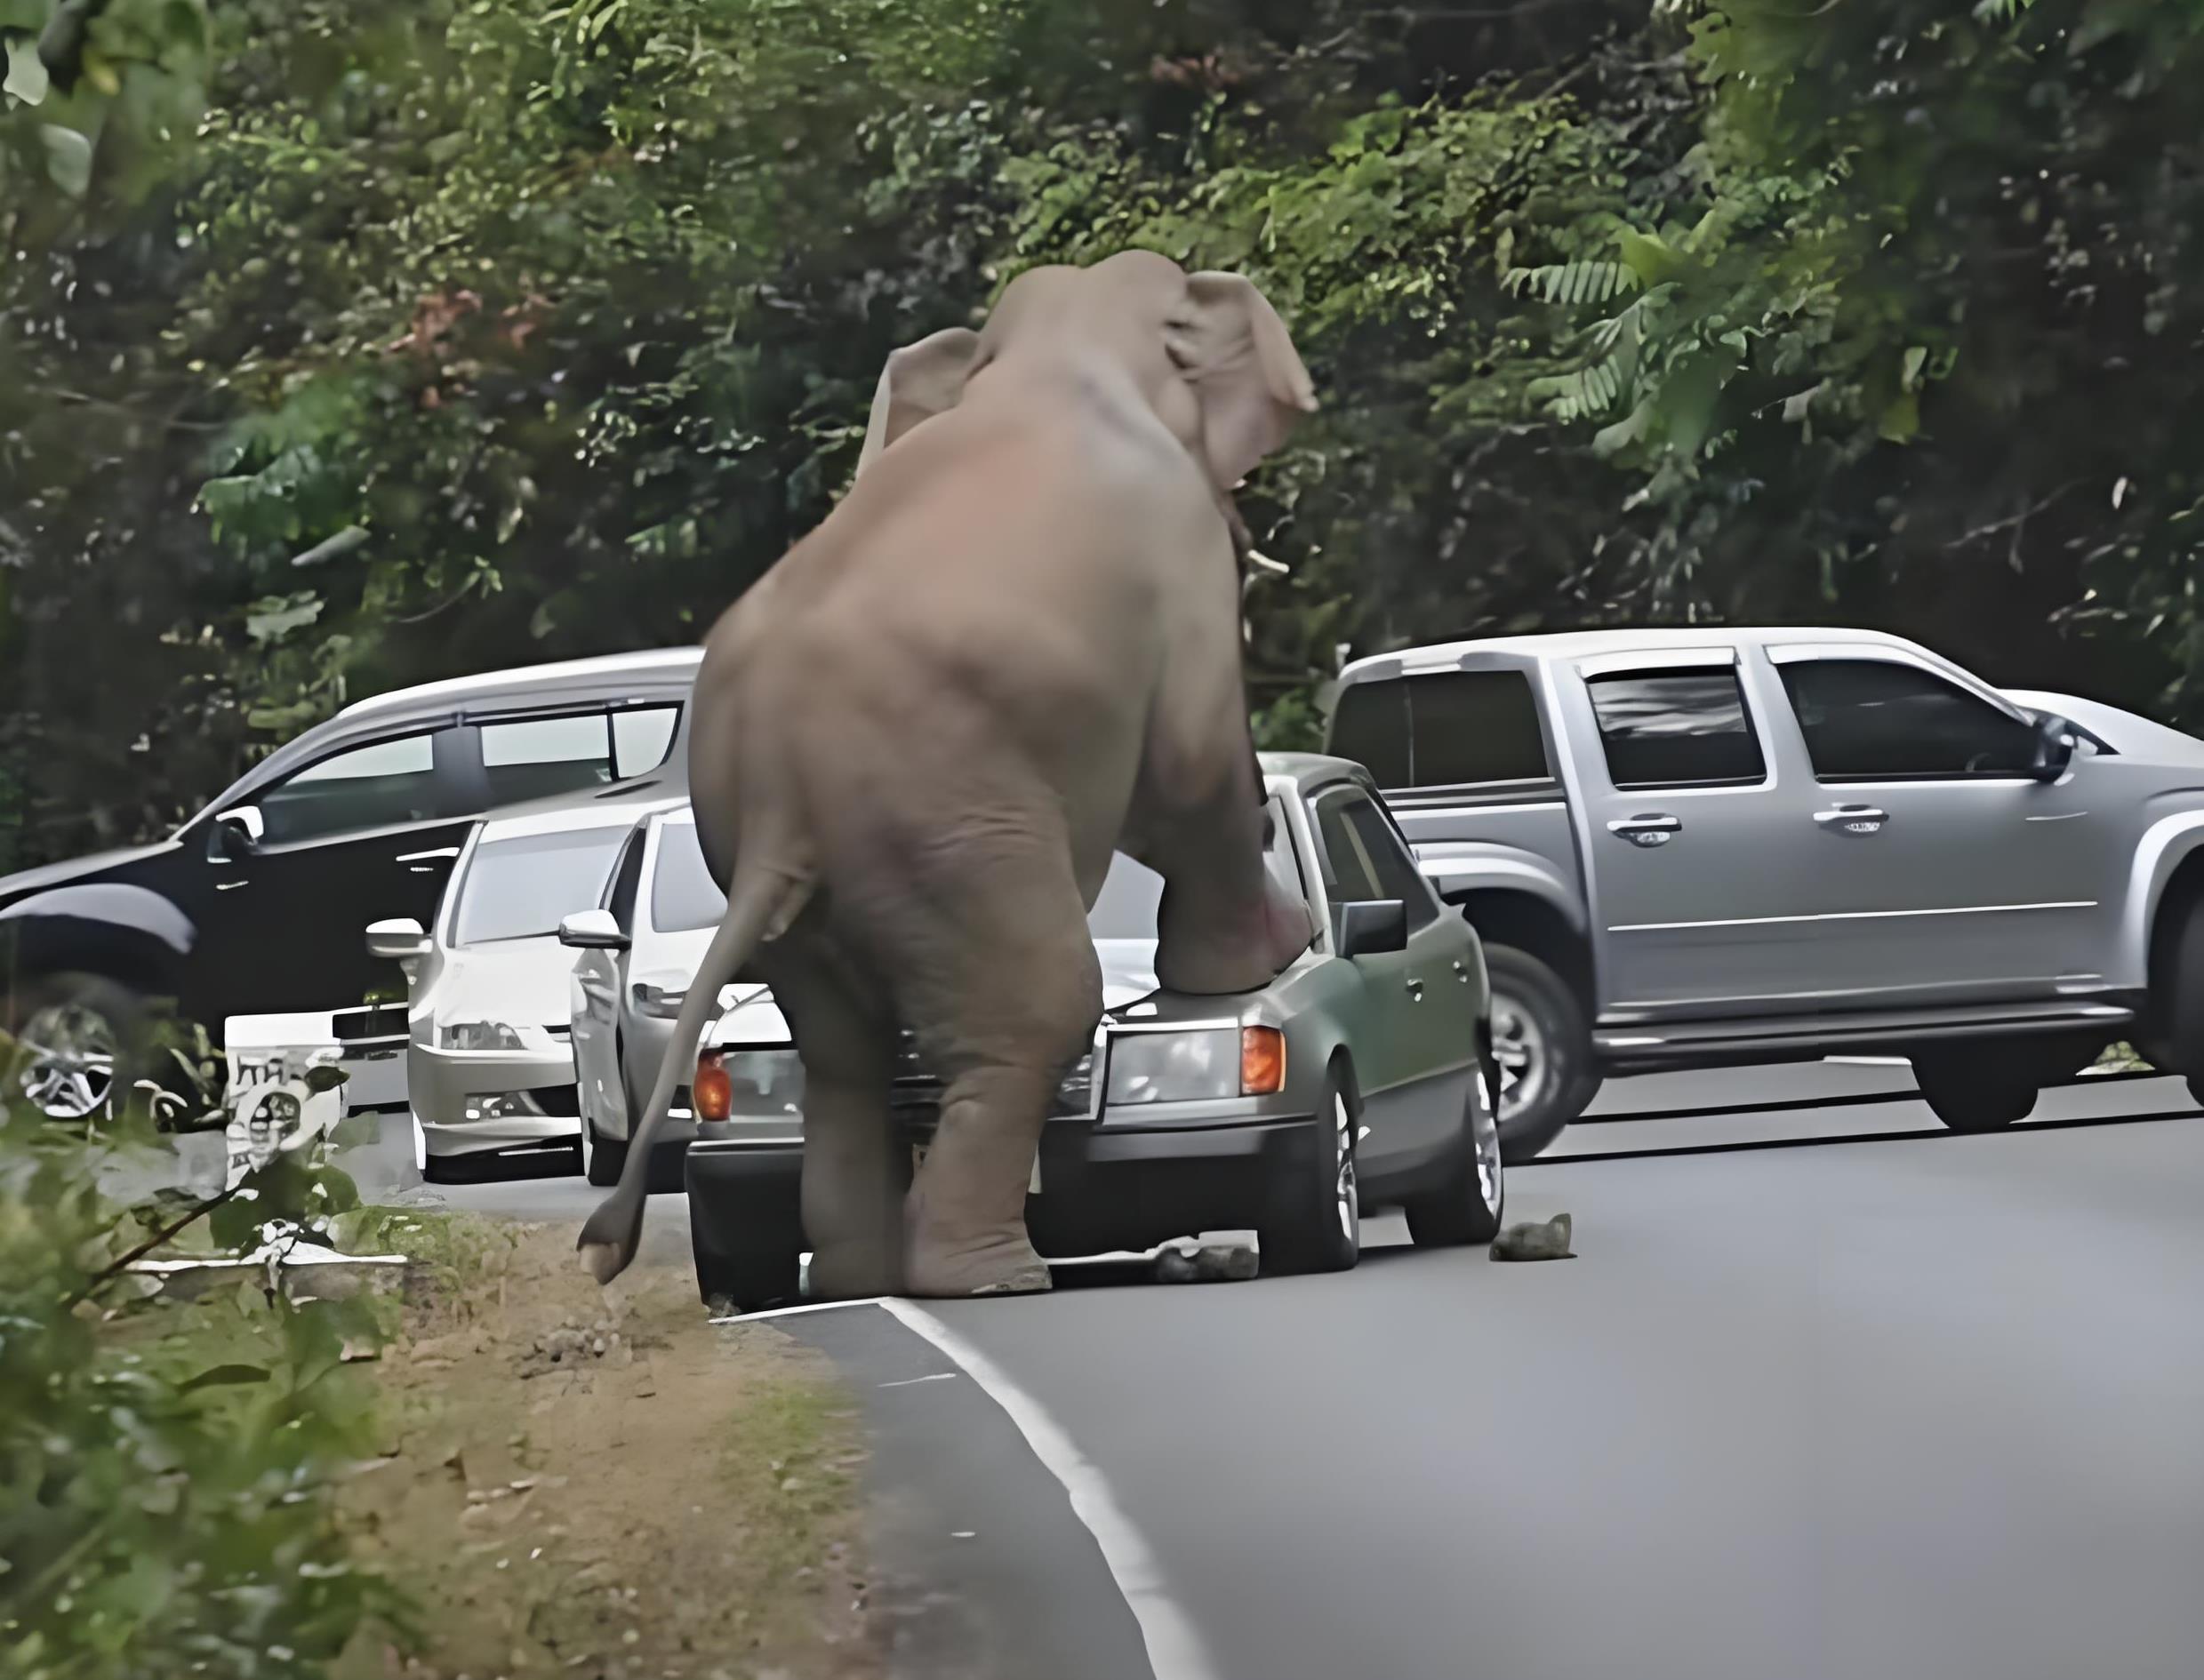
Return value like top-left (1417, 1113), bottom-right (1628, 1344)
top-left (1483, 944), bottom-right (1598, 1164)
top-left (1259, 1066), bottom-right (1360, 1276)
top-left (1403, 1068), bottom-right (1506, 1248)
top-left (1911, 1049), bottom-right (2038, 1132)
top-left (584, 1118), bottom-right (626, 1188)
top-left (3, 972), bottom-right (150, 1123)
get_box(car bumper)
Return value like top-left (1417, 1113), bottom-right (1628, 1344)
top-left (686, 1110), bottom-right (1322, 1260)
top-left (411, 1043), bottom-right (581, 1156)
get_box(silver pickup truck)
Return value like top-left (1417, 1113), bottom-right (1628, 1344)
top-left (1327, 626), bottom-right (2204, 1158)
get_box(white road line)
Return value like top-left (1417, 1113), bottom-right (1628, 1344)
top-left (708, 1296), bottom-right (885, 1325)
top-left (878, 1371), bottom-right (958, 1389)
top-left (879, 1297), bottom-right (1223, 1680)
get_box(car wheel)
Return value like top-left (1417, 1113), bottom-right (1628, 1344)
top-left (584, 1117), bottom-right (627, 1188)
top-left (1259, 1068), bottom-right (1360, 1276)
top-left (1484, 944), bottom-right (1598, 1164)
top-left (1911, 1049), bottom-right (2038, 1132)
top-left (4, 973), bottom-right (148, 1123)
top-left (1403, 1066), bottom-right (1506, 1248)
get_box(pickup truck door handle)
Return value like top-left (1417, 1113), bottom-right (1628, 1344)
top-left (1814, 804), bottom-right (1889, 835)
top-left (1607, 813), bottom-right (1680, 848)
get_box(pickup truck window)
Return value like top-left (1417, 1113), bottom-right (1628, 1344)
top-left (1585, 668), bottom-right (1767, 788)
top-left (1780, 660), bottom-right (2037, 780)
top-left (1328, 670), bottom-right (1550, 790)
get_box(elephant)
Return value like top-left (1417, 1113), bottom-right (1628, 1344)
top-left (578, 249), bottom-right (1320, 1300)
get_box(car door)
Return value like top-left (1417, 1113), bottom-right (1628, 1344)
top-left (179, 724), bottom-right (477, 1030)
top-left (1763, 646), bottom-right (2114, 1004)
top-left (1305, 782), bottom-right (1440, 1171)
top-left (572, 820), bottom-right (646, 1141)
top-left (1562, 648), bottom-right (1810, 1018)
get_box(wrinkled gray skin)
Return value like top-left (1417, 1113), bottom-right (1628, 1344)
top-left (579, 251), bottom-right (1319, 1300)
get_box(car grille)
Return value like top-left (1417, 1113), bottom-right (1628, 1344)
top-left (887, 1031), bottom-right (1096, 1133)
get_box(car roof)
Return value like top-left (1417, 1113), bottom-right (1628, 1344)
top-left (1338, 625), bottom-right (1919, 682)
top-left (334, 647), bottom-right (702, 727)
top-left (472, 781), bottom-right (689, 844)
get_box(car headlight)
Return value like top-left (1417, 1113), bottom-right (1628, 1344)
top-left (1105, 1029), bottom-right (1240, 1105)
top-left (437, 1020), bottom-right (525, 1052)
top-left (695, 1046), bottom-right (807, 1121)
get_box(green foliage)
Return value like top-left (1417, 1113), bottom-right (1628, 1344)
top-left (0, 1051), bottom-right (399, 1678)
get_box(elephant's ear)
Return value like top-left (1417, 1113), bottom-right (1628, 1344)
top-left (856, 326), bottom-right (985, 477)
top-left (1166, 273), bottom-right (1318, 491)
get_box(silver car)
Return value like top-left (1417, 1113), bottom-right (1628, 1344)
top-left (682, 754), bottom-right (1506, 1310)
top-left (559, 801), bottom-right (756, 1189)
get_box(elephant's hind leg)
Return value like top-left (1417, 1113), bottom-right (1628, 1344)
top-left (889, 849), bottom-right (1103, 1299)
top-left (766, 945), bottom-right (903, 1301)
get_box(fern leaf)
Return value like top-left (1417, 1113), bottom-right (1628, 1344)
top-left (1503, 260), bottom-right (1639, 308)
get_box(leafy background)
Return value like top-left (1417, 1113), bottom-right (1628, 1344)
top-left (3, 0), bottom-right (2200, 870)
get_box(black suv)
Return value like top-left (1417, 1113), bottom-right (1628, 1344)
top-left (1, 649), bottom-right (701, 1117)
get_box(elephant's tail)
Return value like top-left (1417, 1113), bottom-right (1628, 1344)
top-left (577, 859), bottom-right (814, 1285)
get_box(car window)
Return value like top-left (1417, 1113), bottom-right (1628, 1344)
top-left (1780, 659), bottom-right (2039, 780)
top-left (1342, 796), bottom-right (1440, 928)
top-left (1310, 788), bottom-right (1387, 905)
top-left (478, 713), bottom-right (617, 806)
top-left (605, 828), bottom-right (646, 933)
top-left (452, 827), bottom-right (629, 947)
top-left (650, 818), bottom-right (726, 933)
top-left (257, 731), bottom-right (448, 846)
top-left (612, 706), bottom-right (681, 779)
top-left (1083, 799), bottom-right (1302, 942)
top-left (1326, 680), bottom-right (1411, 788)
top-left (1585, 667), bottom-right (1766, 788)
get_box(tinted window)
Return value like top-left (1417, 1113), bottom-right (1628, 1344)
top-left (1342, 797), bottom-right (1439, 927)
top-left (1781, 660), bottom-right (2038, 780)
top-left (613, 706), bottom-right (680, 779)
top-left (1085, 802), bottom-right (1302, 942)
top-left (453, 828), bottom-right (628, 946)
top-left (1327, 670), bottom-right (1551, 790)
top-left (1407, 671), bottom-right (1550, 787)
top-left (1587, 668), bottom-right (1766, 788)
top-left (1326, 680), bottom-right (1411, 788)
top-left (650, 818), bottom-right (725, 933)
top-left (479, 713), bottom-right (615, 805)
top-left (260, 732), bottom-right (446, 845)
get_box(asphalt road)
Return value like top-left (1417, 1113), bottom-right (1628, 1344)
top-left (420, 1066), bottom-right (2204, 1680)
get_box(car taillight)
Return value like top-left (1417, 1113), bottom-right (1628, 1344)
top-left (1239, 1027), bottom-right (1286, 1096)
top-left (694, 1051), bottom-right (732, 1122)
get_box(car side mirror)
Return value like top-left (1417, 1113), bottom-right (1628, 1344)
top-left (207, 804), bottom-right (264, 862)
top-left (2030, 713), bottom-right (2078, 783)
top-left (558, 909), bottom-right (630, 951)
top-left (1334, 899), bottom-right (1407, 959)
top-left (365, 917), bottom-right (430, 964)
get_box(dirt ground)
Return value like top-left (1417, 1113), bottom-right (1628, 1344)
top-left (333, 1217), bottom-right (883, 1680)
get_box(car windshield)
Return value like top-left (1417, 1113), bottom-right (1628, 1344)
top-left (452, 827), bottom-right (628, 947)
top-left (1084, 798), bottom-right (1305, 941)
top-left (652, 819), bottom-right (726, 933)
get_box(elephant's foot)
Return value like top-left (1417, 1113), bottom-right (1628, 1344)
top-left (902, 1228), bottom-right (1054, 1299)
top-left (806, 1239), bottom-right (902, 1302)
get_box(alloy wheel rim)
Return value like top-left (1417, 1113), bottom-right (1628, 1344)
top-left (1490, 990), bottom-right (1549, 1125)
top-left (1332, 1090), bottom-right (1358, 1245)
top-left (1471, 1078), bottom-right (1503, 1212)
top-left (17, 1002), bottom-right (120, 1121)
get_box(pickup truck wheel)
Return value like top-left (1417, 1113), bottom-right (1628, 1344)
top-left (1911, 1050), bottom-right (2038, 1132)
top-left (1260, 1071), bottom-right (1361, 1276)
top-left (1485, 945), bottom-right (1598, 1164)
top-left (1403, 1067), bottom-right (1505, 1248)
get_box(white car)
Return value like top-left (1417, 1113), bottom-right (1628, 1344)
top-left (560, 803), bottom-right (782, 1188)
top-left (366, 791), bottom-right (664, 1179)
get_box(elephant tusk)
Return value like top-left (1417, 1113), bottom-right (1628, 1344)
top-left (1243, 548), bottom-right (1290, 576)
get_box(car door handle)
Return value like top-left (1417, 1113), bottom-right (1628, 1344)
top-left (1405, 978), bottom-right (1425, 1003)
top-left (1452, 959), bottom-right (1471, 983)
top-left (1607, 813), bottom-right (1680, 848)
top-left (1815, 804), bottom-right (1889, 835)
